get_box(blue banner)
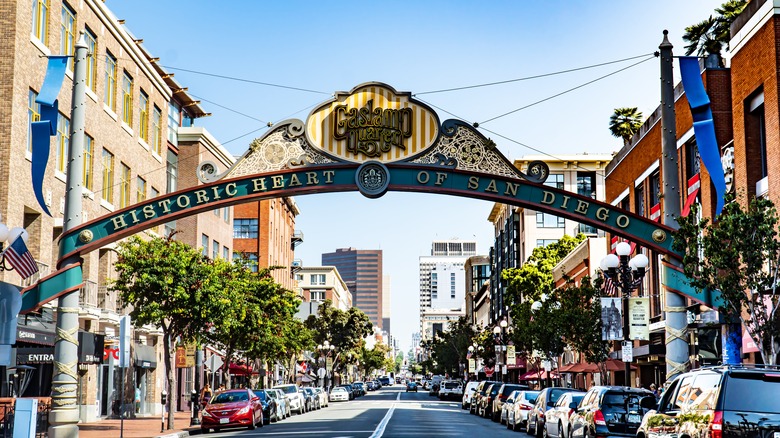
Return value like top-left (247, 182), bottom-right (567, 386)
top-left (678, 56), bottom-right (727, 216)
top-left (31, 56), bottom-right (69, 217)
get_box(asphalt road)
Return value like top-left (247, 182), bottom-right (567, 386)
top-left (201, 385), bottom-right (525, 438)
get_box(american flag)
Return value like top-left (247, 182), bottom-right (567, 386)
top-left (3, 236), bottom-right (38, 279)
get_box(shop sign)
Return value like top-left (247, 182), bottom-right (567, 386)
top-left (16, 328), bottom-right (55, 345)
top-left (468, 358), bottom-right (475, 373)
top-left (175, 346), bottom-right (187, 368)
top-left (17, 347), bottom-right (54, 364)
top-left (185, 344), bottom-right (196, 368)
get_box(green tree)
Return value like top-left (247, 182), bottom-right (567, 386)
top-left (428, 317), bottom-right (478, 377)
top-left (609, 107), bottom-right (643, 145)
top-left (360, 342), bottom-right (390, 377)
top-left (304, 300), bottom-right (373, 378)
top-left (111, 235), bottom-right (219, 430)
top-left (674, 197), bottom-right (780, 365)
top-left (683, 1), bottom-right (747, 57)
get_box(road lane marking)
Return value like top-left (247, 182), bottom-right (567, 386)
top-left (369, 393), bottom-right (400, 438)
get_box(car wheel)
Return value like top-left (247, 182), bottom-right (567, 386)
top-left (201, 428), bottom-right (210, 434)
top-left (537, 421), bottom-right (544, 438)
top-left (542, 423), bottom-right (550, 438)
top-left (248, 419), bottom-right (257, 430)
top-left (214, 428), bottom-right (220, 433)
top-left (527, 418), bottom-right (535, 436)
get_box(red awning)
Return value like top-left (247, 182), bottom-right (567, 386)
top-left (559, 362), bottom-right (599, 373)
top-left (228, 363), bottom-right (258, 376)
top-left (605, 359), bottom-right (637, 372)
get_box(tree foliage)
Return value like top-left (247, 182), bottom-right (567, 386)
top-left (683, 1), bottom-right (747, 57)
top-left (304, 300), bottom-right (373, 374)
top-left (425, 316), bottom-right (478, 377)
top-left (674, 196), bottom-right (780, 365)
top-left (609, 107), bottom-right (644, 145)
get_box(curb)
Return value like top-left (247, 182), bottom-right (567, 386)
top-left (155, 428), bottom-right (201, 438)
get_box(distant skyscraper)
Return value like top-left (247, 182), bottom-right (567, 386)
top-left (382, 274), bottom-right (391, 335)
top-left (419, 239), bottom-right (475, 337)
top-left (322, 248), bottom-right (383, 329)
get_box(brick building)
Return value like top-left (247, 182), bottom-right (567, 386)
top-left (0, 0), bottom-right (235, 421)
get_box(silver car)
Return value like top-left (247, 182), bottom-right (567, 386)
top-left (314, 387), bottom-right (329, 408)
top-left (507, 390), bottom-right (539, 431)
top-left (266, 388), bottom-right (290, 419)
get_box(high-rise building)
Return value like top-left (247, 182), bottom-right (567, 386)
top-left (322, 248), bottom-right (383, 329)
top-left (418, 239), bottom-right (475, 338)
top-left (382, 274), bottom-right (391, 335)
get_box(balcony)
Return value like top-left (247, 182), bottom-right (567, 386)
top-left (290, 258), bottom-right (302, 279)
top-left (79, 280), bottom-right (101, 320)
top-left (576, 223), bottom-right (603, 236)
top-left (98, 286), bottom-right (122, 318)
top-left (291, 230), bottom-right (304, 250)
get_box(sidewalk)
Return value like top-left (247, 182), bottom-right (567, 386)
top-left (78, 410), bottom-right (201, 438)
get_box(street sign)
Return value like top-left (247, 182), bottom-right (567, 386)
top-left (468, 359), bottom-right (475, 373)
top-left (622, 341), bottom-right (633, 362)
top-left (206, 354), bottom-right (223, 372)
top-left (119, 315), bottom-right (131, 368)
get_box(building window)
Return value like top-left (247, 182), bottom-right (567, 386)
top-left (85, 28), bottom-right (97, 92)
top-left (746, 91), bottom-right (767, 182)
top-left (152, 105), bottom-right (162, 155)
top-left (60, 3), bottom-right (76, 70)
top-left (451, 273), bottom-right (456, 299)
top-left (311, 290), bottom-right (326, 301)
top-left (212, 241), bottom-right (219, 259)
top-left (536, 239), bottom-right (558, 247)
top-left (166, 150), bottom-right (177, 193)
top-left (213, 208), bottom-right (220, 217)
top-left (101, 149), bottom-right (114, 203)
top-left (104, 51), bottom-right (117, 111)
top-left (150, 187), bottom-right (159, 198)
top-left (32, 0), bottom-right (50, 44)
top-left (167, 102), bottom-right (180, 145)
top-left (635, 184), bottom-right (645, 217)
top-left (136, 176), bottom-right (146, 203)
top-left (27, 90), bottom-right (41, 154)
top-left (310, 274), bottom-right (326, 286)
top-left (649, 172), bottom-right (661, 207)
top-left (201, 234), bottom-right (208, 256)
top-left (577, 172), bottom-right (596, 198)
top-left (545, 173), bottom-right (564, 190)
top-left (536, 212), bottom-right (565, 228)
top-left (56, 112), bottom-right (70, 174)
top-left (233, 218), bottom-right (258, 238)
top-left (138, 90), bottom-right (149, 142)
top-left (121, 71), bottom-right (133, 126)
top-left (119, 163), bottom-right (130, 208)
top-left (685, 139), bottom-right (700, 180)
top-left (83, 134), bottom-right (93, 191)
top-left (223, 207), bottom-right (229, 222)
top-left (223, 246), bottom-right (229, 260)
top-left (431, 272), bottom-right (438, 300)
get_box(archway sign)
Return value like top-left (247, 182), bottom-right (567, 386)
top-left (21, 83), bottom-right (716, 313)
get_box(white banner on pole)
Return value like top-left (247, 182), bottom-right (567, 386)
top-left (629, 297), bottom-right (650, 340)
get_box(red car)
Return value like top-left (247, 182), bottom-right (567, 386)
top-left (201, 388), bottom-right (263, 433)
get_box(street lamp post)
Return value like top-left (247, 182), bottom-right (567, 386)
top-left (317, 341), bottom-right (335, 391)
top-left (493, 319), bottom-right (508, 383)
top-left (601, 241), bottom-right (649, 387)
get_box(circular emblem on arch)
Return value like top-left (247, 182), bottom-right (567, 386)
top-left (78, 229), bottom-right (94, 244)
top-left (525, 160), bottom-right (550, 184)
top-left (356, 161), bottom-right (390, 199)
top-left (652, 229), bottom-right (667, 243)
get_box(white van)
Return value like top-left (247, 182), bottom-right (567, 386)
top-left (461, 380), bottom-right (480, 410)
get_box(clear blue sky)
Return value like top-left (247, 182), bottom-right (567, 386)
top-left (106, 0), bottom-right (724, 355)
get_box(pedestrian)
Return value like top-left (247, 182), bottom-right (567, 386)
top-left (200, 384), bottom-right (212, 407)
top-left (650, 383), bottom-right (659, 398)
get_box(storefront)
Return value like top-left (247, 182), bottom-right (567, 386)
top-left (133, 343), bottom-right (157, 416)
top-left (11, 322), bottom-right (56, 398)
top-left (77, 331), bottom-right (104, 422)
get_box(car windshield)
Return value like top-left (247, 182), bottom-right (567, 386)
top-left (253, 390), bottom-right (267, 401)
top-left (723, 372), bottom-right (780, 412)
top-left (211, 391), bottom-right (249, 404)
top-left (332, 387), bottom-right (347, 393)
top-left (549, 389), bottom-right (572, 405)
top-left (601, 391), bottom-right (648, 414)
top-left (267, 391), bottom-right (278, 399)
top-left (276, 386), bottom-right (297, 394)
top-left (444, 382), bottom-right (459, 389)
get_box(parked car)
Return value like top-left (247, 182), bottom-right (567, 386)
top-left (429, 382), bottom-right (441, 397)
top-left (314, 387), bottom-right (329, 408)
top-left (373, 379), bottom-right (382, 389)
top-left (636, 365), bottom-right (780, 438)
top-left (201, 389), bottom-right (263, 433)
top-left (406, 381), bottom-right (418, 392)
top-left (352, 381), bottom-right (366, 396)
top-left (527, 387), bottom-right (579, 438)
top-left (543, 391), bottom-right (585, 438)
top-left (338, 384), bottom-right (356, 400)
top-left (462, 381), bottom-right (481, 410)
top-left (366, 381), bottom-right (377, 391)
top-left (329, 386), bottom-right (350, 402)
top-left (470, 380), bottom-right (500, 415)
top-left (569, 386), bottom-right (654, 438)
top-left (507, 390), bottom-right (540, 431)
top-left (266, 388), bottom-right (290, 419)
top-left (273, 384), bottom-right (305, 414)
top-left (493, 384), bottom-right (529, 422)
top-left (500, 389), bottom-right (521, 425)
top-left (302, 387), bottom-right (320, 410)
top-left (479, 383), bottom-right (501, 419)
top-left (252, 389), bottom-right (278, 425)
top-left (378, 376), bottom-right (391, 386)
top-left (438, 380), bottom-right (463, 401)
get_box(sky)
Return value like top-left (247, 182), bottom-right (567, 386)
top-left (106, 0), bottom-right (724, 356)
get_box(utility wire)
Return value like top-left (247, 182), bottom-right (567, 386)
top-left (414, 53), bottom-right (656, 96)
top-left (189, 93), bottom-right (269, 125)
top-left (478, 55), bottom-right (655, 125)
top-left (161, 65), bottom-right (331, 95)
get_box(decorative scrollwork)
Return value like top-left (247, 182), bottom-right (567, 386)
top-left (286, 119), bottom-right (305, 138)
top-left (196, 161), bottom-right (221, 184)
top-left (524, 160), bottom-right (550, 184)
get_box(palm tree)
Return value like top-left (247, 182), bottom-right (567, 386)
top-left (683, 0), bottom-right (747, 57)
top-left (609, 107), bottom-right (643, 145)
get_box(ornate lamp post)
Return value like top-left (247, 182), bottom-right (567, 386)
top-left (493, 319), bottom-right (508, 382)
top-left (600, 241), bottom-right (649, 387)
top-left (317, 341), bottom-right (335, 390)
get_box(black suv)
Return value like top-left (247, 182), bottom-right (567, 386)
top-left (636, 365), bottom-right (780, 438)
top-left (470, 381), bottom-right (500, 415)
top-left (569, 386), bottom-right (655, 438)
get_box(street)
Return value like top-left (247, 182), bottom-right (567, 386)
top-left (202, 386), bottom-right (519, 437)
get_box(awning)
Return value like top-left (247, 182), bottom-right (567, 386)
top-left (605, 359), bottom-right (637, 372)
top-left (519, 369), bottom-right (560, 381)
top-left (16, 347), bottom-right (54, 364)
top-left (16, 322), bottom-right (56, 346)
top-left (78, 331), bottom-right (104, 364)
top-left (228, 363), bottom-right (257, 376)
top-left (560, 362), bottom-right (599, 373)
top-left (134, 344), bottom-right (157, 369)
